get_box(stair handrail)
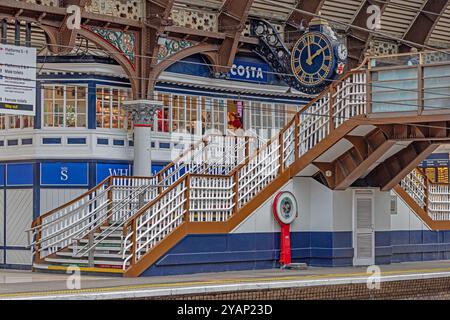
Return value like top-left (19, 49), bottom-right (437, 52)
top-left (75, 137), bottom-right (252, 259)
top-left (400, 167), bottom-right (450, 221)
top-left (71, 182), bottom-right (162, 258)
top-left (30, 177), bottom-right (157, 259)
top-left (121, 70), bottom-right (368, 270)
top-left (29, 134), bottom-right (256, 258)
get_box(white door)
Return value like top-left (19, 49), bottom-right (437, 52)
top-left (353, 190), bottom-right (375, 266)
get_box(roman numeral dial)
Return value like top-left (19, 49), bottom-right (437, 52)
top-left (291, 32), bottom-right (334, 87)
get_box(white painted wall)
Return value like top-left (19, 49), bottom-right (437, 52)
top-left (5, 189), bottom-right (33, 265)
top-left (40, 188), bottom-right (87, 215)
top-left (391, 190), bottom-right (428, 231)
top-left (233, 177), bottom-right (392, 234)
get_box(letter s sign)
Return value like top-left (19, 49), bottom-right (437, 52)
top-left (60, 167), bottom-right (69, 181)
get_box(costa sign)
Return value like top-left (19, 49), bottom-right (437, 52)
top-left (228, 59), bottom-right (268, 83)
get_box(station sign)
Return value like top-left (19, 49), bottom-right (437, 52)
top-left (41, 163), bottom-right (88, 186)
top-left (419, 153), bottom-right (450, 168)
top-left (96, 163), bottom-right (131, 184)
top-left (228, 59), bottom-right (268, 83)
top-left (0, 44), bottom-right (36, 116)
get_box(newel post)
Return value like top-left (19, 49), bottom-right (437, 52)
top-left (184, 175), bottom-right (190, 223)
top-left (328, 85), bottom-right (335, 133)
top-left (278, 129), bottom-right (284, 173)
top-left (131, 218), bottom-right (137, 266)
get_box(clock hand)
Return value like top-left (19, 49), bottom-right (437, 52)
top-left (310, 47), bottom-right (326, 62)
top-left (306, 37), bottom-right (312, 65)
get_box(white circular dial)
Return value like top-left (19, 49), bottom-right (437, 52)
top-left (274, 192), bottom-right (298, 225)
top-left (337, 43), bottom-right (348, 60)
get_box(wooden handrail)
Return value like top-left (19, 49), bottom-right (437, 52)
top-left (123, 71), bottom-right (365, 237)
top-left (35, 176), bottom-right (111, 221)
top-left (32, 134), bottom-right (255, 231)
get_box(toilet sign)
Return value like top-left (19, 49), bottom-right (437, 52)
top-left (273, 191), bottom-right (298, 266)
top-left (0, 44), bottom-right (36, 116)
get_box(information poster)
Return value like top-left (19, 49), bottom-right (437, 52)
top-left (0, 44), bottom-right (36, 116)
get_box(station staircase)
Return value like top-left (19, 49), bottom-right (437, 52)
top-left (28, 53), bottom-right (450, 276)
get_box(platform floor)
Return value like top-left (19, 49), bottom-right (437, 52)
top-left (2, 260), bottom-right (450, 299)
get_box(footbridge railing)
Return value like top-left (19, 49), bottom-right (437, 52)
top-left (122, 47), bottom-right (450, 273)
top-left (122, 70), bottom-right (368, 271)
top-left (400, 169), bottom-right (450, 221)
top-left (28, 134), bottom-right (261, 261)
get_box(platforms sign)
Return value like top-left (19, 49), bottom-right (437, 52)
top-left (0, 44), bottom-right (36, 116)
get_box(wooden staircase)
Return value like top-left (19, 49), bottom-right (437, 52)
top-left (29, 51), bottom-right (450, 276)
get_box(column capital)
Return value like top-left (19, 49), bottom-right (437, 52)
top-left (123, 99), bottom-right (163, 126)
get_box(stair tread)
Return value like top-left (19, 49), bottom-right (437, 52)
top-left (68, 245), bottom-right (129, 252)
top-left (45, 257), bottom-right (128, 266)
top-left (57, 251), bottom-right (123, 259)
top-left (33, 263), bottom-right (124, 274)
top-left (79, 239), bottom-right (125, 245)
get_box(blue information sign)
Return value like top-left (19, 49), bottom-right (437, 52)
top-left (41, 162), bottom-right (88, 186)
top-left (419, 153), bottom-right (450, 168)
top-left (228, 59), bottom-right (268, 83)
top-left (96, 163), bottom-right (131, 184)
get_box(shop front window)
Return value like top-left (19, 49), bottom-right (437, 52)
top-left (0, 114), bottom-right (34, 130)
top-left (227, 100), bottom-right (244, 131)
top-left (96, 87), bottom-right (130, 129)
top-left (43, 85), bottom-right (87, 128)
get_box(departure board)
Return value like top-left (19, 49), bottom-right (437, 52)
top-left (419, 153), bottom-right (450, 184)
top-left (425, 167), bottom-right (436, 183)
top-left (437, 166), bottom-right (449, 184)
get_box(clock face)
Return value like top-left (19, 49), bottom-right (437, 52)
top-left (291, 32), bottom-right (334, 87)
top-left (337, 43), bottom-right (348, 60)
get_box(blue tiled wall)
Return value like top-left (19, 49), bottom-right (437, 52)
top-left (141, 232), bottom-right (354, 276)
top-left (141, 230), bottom-right (450, 277)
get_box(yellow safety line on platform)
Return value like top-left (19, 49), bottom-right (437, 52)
top-left (2, 265), bottom-right (450, 299)
top-left (47, 265), bottom-right (124, 274)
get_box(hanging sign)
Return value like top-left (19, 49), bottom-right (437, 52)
top-left (0, 44), bottom-right (36, 116)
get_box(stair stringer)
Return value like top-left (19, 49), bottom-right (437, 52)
top-left (394, 185), bottom-right (450, 230)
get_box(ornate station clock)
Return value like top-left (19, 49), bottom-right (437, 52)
top-left (290, 17), bottom-right (347, 93)
top-left (251, 16), bottom-right (347, 95)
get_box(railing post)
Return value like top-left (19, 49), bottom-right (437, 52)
top-left (233, 170), bottom-right (239, 216)
top-left (157, 172), bottom-right (163, 194)
top-left (329, 86), bottom-right (335, 133)
top-left (130, 219), bottom-right (137, 266)
top-left (366, 68), bottom-right (372, 114)
top-left (278, 129), bottom-right (284, 173)
top-left (245, 136), bottom-right (250, 159)
top-left (184, 175), bottom-right (190, 223)
top-left (34, 217), bottom-right (44, 264)
top-left (418, 52), bottom-right (424, 115)
top-left (203, 139), bottom-right (208, 174)
top-left (105, 177), bottom-right (114, 227)
top-left (88, 232), bottom-right (95, 267)
top-left (294, 114), bottom-right (300, 161)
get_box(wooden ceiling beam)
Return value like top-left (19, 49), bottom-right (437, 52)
top-left (214, 0), bottom-right (254, 73)
top-left (346, 0), bottom-right (390, 69)
top-left (399, 0), bottom-right (450, 52)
